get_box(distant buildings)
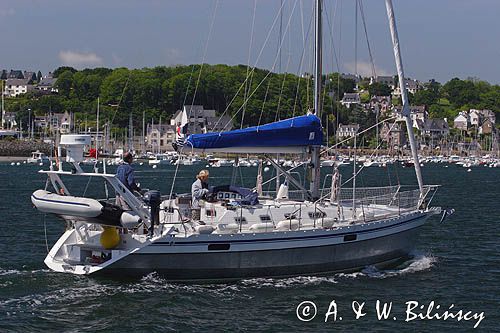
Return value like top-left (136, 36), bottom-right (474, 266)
top-left (34, 111), bottom-right (73, 134)
top-left (393, 105), bottom-right (428, 128)
top-left (170, 105), bottom-right (232, 133)
top-left (340, 93), bottom-right (361, 108)
top-left (452, 109), bottom-right (496, 134)
top-left (369, 95), bottom-right (392, 114)
top-left (145, 105), bottom-right (233, 151)
top-left (1, 69), bottom-right (55, 97)
top-left (421, 118), bottom-right (449, 138)
top-left (337, 124), bottom-right (360, 138)
top-left (380, 122), bottom-right (406, 148)
top-left (393, 78), bottom-right (421, 96)
top-left (368, 75), bottom-right (421, 96)
top-left (36, 74), bottom-right (58, 94)
top-left (340, 73), bottom-right (361, 83)
top-left (2, 112), bottom-right (17, 129)
top-left (370, 76), bottom-right (396, 89)
top-left (146, 123), bottom-right (176, 152)
top-left (4, 78), bottom-right (34, 97)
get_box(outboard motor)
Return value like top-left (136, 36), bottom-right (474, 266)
top-left (143, 190), bottom-right (161, 236)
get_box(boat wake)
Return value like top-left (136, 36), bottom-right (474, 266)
top-left (0, 253), bottom-right (436, 312)
top-left (239, 252), bottom-right (436, 288)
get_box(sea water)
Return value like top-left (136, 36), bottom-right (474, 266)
top-left (0, 162), bottom-right (498, 332)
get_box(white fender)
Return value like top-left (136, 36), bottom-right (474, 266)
top-left (249, 222), bottom-right (275, 232)
top-left (276, 219), bottom-right (300, 231)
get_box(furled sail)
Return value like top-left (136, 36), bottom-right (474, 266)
top-left (182, 114), bottom-right (323, 154)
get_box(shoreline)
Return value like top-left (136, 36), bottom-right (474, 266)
top-left (0, 156), bottom-right (27, 162)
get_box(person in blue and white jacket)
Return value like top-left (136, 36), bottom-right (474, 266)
top-left (191, 170), bottom-right (210, 221)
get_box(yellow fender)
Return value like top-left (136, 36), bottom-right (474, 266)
top-left (100, 227), bottom-right (120, 249)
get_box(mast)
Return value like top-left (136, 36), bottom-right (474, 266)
top-left (128, 112), bottom-right (133, 152)
top-left (309, 0), bottom-right (322, 199)
top-left (1, 80), bottom-right (4, 129)
top-left (385, 0), bottom-right (424, 196)
top-left (142, 110), bottom-right (145, 154)
top-left (96, 97), bottom-right (100, 157)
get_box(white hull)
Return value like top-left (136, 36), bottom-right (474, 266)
top-left (44, 210), bottom-right (434, 280)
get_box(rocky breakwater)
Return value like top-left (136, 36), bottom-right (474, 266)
top-left (0, 139), bottom-right (53, 157)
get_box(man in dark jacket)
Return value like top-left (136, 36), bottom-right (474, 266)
top-left (116, 152), bottom-right (140, 209)
top-left (116, 152), bottom-right (141, 192)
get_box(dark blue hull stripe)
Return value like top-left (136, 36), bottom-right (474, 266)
top-left (32, 194), bottom-right (91, 207)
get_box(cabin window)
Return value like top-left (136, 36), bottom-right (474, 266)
top-left (260, 215), bottom-right (271, 222)
top-left (284, 213), bottom-right (296, 220)
top-left (206, 209), bottom-right (216, 217)
top-left (308, 211), bottom-right (326, 219)
top-left (234, 216), bottom-right (247, 224)
top-left (208, 243), bottom-right (230, 251)
top-left (344, 234), bottom-right (357, 242)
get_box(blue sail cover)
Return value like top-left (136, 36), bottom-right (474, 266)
top-left (185, 115), bottom-right (323, 153)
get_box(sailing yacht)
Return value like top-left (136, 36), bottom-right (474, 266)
top-left (31, 0), bottom-right (442, 280)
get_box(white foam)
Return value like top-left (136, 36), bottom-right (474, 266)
top-left (0, 268), bottom-right (22, 276)
top-left (241, 275), bottom-right (338, 289)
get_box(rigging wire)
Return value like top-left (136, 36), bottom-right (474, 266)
top-left (167, 0), bottom-right (219, 203)
top-left (259, 116), bottom-right (397, 189)
top-left (218, 0), bottom-right (300, 131)
top-left (187, 0), bottom-right (220, 118)
top-left (358, 0), bottom-right (377, 78)
top-left (291, 7), bottom-right (314, 119)
top-left (240, 0), bottom-right (258, 129)
top-left (211, 0), bottom-right (288, 131)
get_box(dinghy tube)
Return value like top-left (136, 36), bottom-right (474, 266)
top-left (31, 190), bottom-right (142, 228)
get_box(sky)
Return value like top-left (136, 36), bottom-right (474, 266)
top-left (1, 0), bottom-right (499, 84)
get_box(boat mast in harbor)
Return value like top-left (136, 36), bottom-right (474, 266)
top-left (385, 0), bottom-right (424, 196)
top-left (310, 0), bottom-right (322, 199)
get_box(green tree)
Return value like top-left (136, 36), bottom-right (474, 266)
top-left (55, 70), bottom-right (74, 98)
top-left (53, 66), bottom-right (77, 77)
top-left (367, 82), bottom-right (392, 96)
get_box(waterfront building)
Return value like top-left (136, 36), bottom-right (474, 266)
top-left (146, 123), bottom-right (176, 152)
top-left (170, 105), bottom-right (232, 134)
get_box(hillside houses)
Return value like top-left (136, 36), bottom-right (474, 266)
top-left (1, 69), bottom-right (55, 97)
top-left (393, 105), bottom-right (428, 128)
top-left (36, 73), bottom-right (58, 93)
top-left (453, 109), bottom-right (496, 134)
top-left (4, 78), bottom-right (34, 97)
top-left (337, 124), bottom-right (360, 138)
top-left (340, 93), bottom-right (361, 108)
top-left (370, 76), bottom-right (396, 89)
top-left (380, 122), bottom-right (406, 148)
top-left (369, 95), bottom-right (392, 113)
top-left (421, 119), bottom-right (449, 138)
